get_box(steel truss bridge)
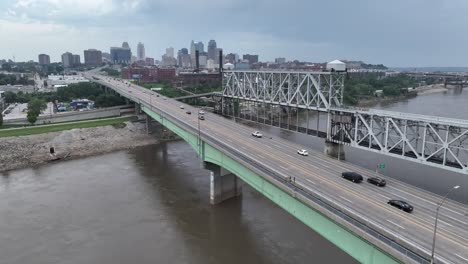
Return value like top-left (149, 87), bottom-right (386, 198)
top-left (220, 70), bottom-right (468, 174)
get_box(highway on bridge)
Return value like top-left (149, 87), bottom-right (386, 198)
top-left (87, 73), bottom-right (468, 264)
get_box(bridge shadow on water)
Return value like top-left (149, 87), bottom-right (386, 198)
top-left (127, 142), bottom-right (358, 264)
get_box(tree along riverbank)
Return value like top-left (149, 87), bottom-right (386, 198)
top-left (355, 84), bottom-right (448, 108)
top-left (0, 120), bottom-right (175, 173)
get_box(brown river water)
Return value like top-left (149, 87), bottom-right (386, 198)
top-left (1, 88), bottom-right (467, 264)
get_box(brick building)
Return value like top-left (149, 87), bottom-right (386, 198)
top-left (121, 67), bottom-right (175, 83)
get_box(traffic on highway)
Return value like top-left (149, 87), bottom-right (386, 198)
top-left (85, 72), bottom-right (468, 264)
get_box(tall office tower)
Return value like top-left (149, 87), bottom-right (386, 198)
top-left (207, 40), bottom-right (217, 60)
top-left (196, 41), bottom-right (204, 53)
top-left (190, 40), bottom-right (196, 67)
top-left (165, 47), bottom-right (174, 58)
top-left (137, 42), bottom-right (145, 61)
top-left (72, 55), bottom-right (81, 66)
top-left (110, 47), bottom-right (131, 64)
top-left (38, 54), bottom-right (50, 65)
top-left (61, 52), bottom-right (74, 67)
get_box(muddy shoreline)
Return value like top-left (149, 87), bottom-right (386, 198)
top-left (0, 121), bottom-right (175, 173)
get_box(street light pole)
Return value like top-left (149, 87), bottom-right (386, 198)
top-left (430, 185), bottom-right (460, 264)
top-left (197, 110), bottom-right (201, 156)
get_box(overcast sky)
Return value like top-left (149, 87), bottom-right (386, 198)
top-left (1, 0), bottom-right (467, 67)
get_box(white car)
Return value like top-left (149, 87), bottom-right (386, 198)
top-left (252, 131), bottom-right (263, 138)
top-left (199, 110), bottom-right (206, 115)
top-left (297, 149), bottom-right (309, 156)
top-left (179, 105), bottom-right (185, 109)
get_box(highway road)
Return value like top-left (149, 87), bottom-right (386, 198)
top-left (86, 73), bottom-right (468, 264)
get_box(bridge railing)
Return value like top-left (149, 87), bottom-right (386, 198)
top-left (328, 107), bottom-right (468, 174)
top-left (93, 76), bottom-right (434, 263)
top-left (134, 89), bottom-right (431, 264)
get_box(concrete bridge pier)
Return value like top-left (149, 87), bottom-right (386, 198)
top-left (204, 162), bottom-right (242, 205)
top-left (324, 141), bottom-right (345, 160)
top-left (134, 103), bottom-right (141, 115)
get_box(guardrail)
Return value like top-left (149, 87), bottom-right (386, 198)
top-left (101, 78), bottom-right (435, 264)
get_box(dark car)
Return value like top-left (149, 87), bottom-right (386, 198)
top-left (341, 172), bottom-right (363, 183)
top-left (388, 200), bottom-right (413, 213)
top-left (199, 115), bottom-right (205, 120)
top-left (367, 177), bottom-right (386, 187)
top-left (186, 111), bottom-right (191, 115)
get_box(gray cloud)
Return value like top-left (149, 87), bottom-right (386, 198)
top-left (1, 0), bottom-right (467, 66)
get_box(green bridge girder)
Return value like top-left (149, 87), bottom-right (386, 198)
top-left (141, 104), bottom-right (401, 264)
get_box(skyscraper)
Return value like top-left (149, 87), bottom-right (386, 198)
top-left (165, 47), bottom-right (174, 58)
top-left (196, 41), bottom-right (204, 53)
top-left (137, 42), bottom-right (145, 61)
top-left (178, 48), bottom-right (190, 68)
top-left (190, 40), bottom-right (196, 67)
top-left (72, 55), bottom-right (81, 66)
top-left (61, 52), bottom-right (74, 67)
top-left (84, 49), bottom-right (103, 66)
top-left (38, 54), bottom-right (50, 65)
top-left (207, 40), bottom-right (217, 61)
top-left (110, 47), bottom-right (131, 64)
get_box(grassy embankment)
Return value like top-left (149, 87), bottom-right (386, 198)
top-left (0, 116), bottom-right (131, 138)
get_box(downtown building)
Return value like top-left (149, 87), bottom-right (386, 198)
top-left (243, 54), bottom-right (259, 64)
top-left (121, 67), bottom-right (176, 83)
top-left (73, 55), bottom-right (81, 66)
top-left (38, 54), bottom-right (50, 65)
top-left (207, 40), bottom-right (217, 61)
top-left (137, 42), bottom-right (145, 61)
top-left (61, 52), bottom-right (74, 67)
top-left (110, 47), bottom-right (131, 64)
top-left (84, 49), bottom-right (102, 66)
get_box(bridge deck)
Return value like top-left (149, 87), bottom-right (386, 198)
top-left (88, 74), bottom-right (468, 264)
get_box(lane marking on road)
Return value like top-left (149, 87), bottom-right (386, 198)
top-left (386, 220), bottom-right (406, 230)
top-left (440, 220), bottom-right (454, 228)
top-left (379, 195), bottom-right (391, 201)
top-left (339, 196), bottom-right (354, 204)
top-left (286, 154), bottom-right (294, 158)
top-left (305, 179), bottom-right (316, 185)
top-left (444, 214), bottom-right (468, 225)
top-left (456, 254), bottom-right (468, 262)
top-left (265, 145), bottom-right (273, 149)
top-left (257, 154), bottom-right (265, 159)
top-left (279, 165), bottom-right (289, 171)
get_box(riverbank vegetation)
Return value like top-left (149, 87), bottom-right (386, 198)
top-left (0, 116), bottom-right (131, 138)
top-left (344, 74), bottom-right (418, 105)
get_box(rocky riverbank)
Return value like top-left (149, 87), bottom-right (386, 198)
top-left (0, 121), bottom-right (172, 172)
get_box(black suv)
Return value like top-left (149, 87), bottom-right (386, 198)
top-left (341, 172), bottom-right (363, 183)
top-left (388, 200), bottom-right (413, 213)
top-left (367, 177), bottom-right (386, 187)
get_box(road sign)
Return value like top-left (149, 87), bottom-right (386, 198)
top-left (378, 163), bottom-right (385, 169)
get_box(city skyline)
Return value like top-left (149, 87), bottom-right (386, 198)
top-left (1, 0), bottom-right (467, 67)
